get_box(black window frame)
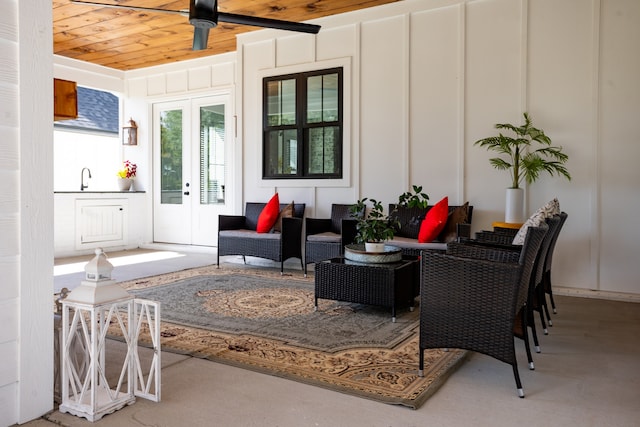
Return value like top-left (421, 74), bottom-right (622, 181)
top-left (262, 67), bottom-right (343, 179)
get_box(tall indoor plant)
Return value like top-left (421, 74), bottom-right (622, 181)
top-left (474, 112), bottom-right (571, 222)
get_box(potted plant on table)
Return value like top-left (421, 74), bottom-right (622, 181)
top-left (350, 198), bottom-right (400, 253)
top-left (474, 112), bottom-right (571, 223)
top-left (117, 160), bottom-right (137, 191)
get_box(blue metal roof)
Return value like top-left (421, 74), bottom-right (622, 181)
top-left (54, 86), bottom-right (119, 134)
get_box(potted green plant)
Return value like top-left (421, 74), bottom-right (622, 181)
top-left (350, 198), bottom-right (400, 252)
top-left (395, 185), bottom-right (430, 231)
top-left (397, 185), bottom-right (430, 209)
top-left (474, 112), bottom-right (571, 222)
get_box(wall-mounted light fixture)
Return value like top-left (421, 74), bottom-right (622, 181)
top-left (122, 118), bottom-right (138, 146)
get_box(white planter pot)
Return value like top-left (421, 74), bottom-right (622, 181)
top-left (364, 242), bottom-right (386, 253)
top-left (117, 178), bottom-right (133, 191)
top-left (505, 188), bottom-right (524, 223)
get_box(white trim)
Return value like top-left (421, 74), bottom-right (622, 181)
top-left (402, 13), bottom-right (410, 191)
top-left (591, 0), bottom-right (602, 291)
top-left (458, 3), bottom-right (466, 202)
top-left (18, 0), bottom-right (55, 422)
top-left (555, 286), bottom-right (640, 303)
top-left (256, 57), bottom-right (352, 188)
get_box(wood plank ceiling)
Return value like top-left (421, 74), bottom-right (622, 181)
top-left (53, 0), bottom-right (398, 71)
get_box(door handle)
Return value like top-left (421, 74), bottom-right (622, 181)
top-left (184, 191), bottom-right (190, 195)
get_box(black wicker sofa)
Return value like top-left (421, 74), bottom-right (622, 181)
top-left (217, 202), bottom-right (306, 273)
top-left (385, 203), bottom-right (473, 257)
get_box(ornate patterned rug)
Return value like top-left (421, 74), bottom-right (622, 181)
top-left (119, 265), bottom-right (467, 409)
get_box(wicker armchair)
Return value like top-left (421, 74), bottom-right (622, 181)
top-left (419, 223), bottom-right (548, 398)
top-left (304, 204), bottom-right (360, 276)
top-left (217, 202), bottom-right (306, 273)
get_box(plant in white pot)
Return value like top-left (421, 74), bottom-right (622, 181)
top-left (350, 198), bottom-right (400, 252)
top-left (474, 112), bottom-right (571, 223)
top-left (117, 160), bottom-right (137, 191)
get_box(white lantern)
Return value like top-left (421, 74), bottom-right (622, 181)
top-left (59, 249), bottom-right (161, 421)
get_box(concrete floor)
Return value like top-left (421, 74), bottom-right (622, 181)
top-left (28, 248), bottom-right (640, 426)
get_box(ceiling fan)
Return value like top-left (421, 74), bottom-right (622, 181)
top-left (70, 0), bottom-right (321, 51)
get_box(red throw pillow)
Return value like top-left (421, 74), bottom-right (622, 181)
top-left (256, 193), bottom-right (280, 233)
top-left (418, 196), bottom-right (449, 243)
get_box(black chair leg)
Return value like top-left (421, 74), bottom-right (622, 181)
top-left (543, 298), bottom-right (553, 326)
top-left (521, 307), bottom-right (535, 370)
top-left (539, 310), bottom-right (548, 335)
top-left (418, 348), bottom-right (424, 377)
top-left (512, 364), bottom-right (525, 398)
top-left (529, 311), bottom-right (541, 354)
top-left (545, 272), bottom-right (557, 314)
top-left (534, 286), bottom-right (549, 335)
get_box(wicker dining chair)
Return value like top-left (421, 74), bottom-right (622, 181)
top-left (473, 214), bottom-right (566, 334)
top-left (304, 204), bottom-right (360, 276)
top-left (419, 223), bottom-right (548, 398)
top-left (542, 212), bottom-right (568, 317)
top-left (445, 216), bottom-right (557, 366)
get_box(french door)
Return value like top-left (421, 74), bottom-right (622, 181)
top-left (153, 95), bottom-right (233, 246)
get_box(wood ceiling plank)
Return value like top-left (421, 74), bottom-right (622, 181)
top-left (53, 0), bottom-right (400, 70)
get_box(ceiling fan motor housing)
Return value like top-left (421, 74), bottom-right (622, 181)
top-left (190, 0), bottom-right (218, 28)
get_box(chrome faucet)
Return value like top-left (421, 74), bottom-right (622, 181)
top-left (80, 167), bottom-right (92, 191)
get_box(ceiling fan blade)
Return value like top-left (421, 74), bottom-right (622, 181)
top-left (218, 12), bottom-right (321, 34)
top-left (192, 27), bottom-right (210, 51)
top-left (69, 0), bottom-right (186, 16)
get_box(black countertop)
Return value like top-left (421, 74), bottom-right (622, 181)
top-left (54, 191), bottom-right (146, 194)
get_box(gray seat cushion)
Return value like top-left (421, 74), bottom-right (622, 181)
top-left (219, 229), bottom-right (281, 240)
top-left (306, 232), bottom-right (341, 243)
top-left (387, 236), bottom-right (447, 251)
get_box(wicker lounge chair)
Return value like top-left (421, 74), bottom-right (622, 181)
top-left (419, 223), bottom-right (548, 398)
top-left (304, 204), bottom-right (360, 276)
top-left (386, 203), bottom-right (473, 256)
top-left (217, 202), bottom-right (306, 273)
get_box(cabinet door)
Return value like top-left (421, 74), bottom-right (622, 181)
top-left (75, 200), bottom-right (127, 249)
top-left (54, 78), bottom-right (78, 121)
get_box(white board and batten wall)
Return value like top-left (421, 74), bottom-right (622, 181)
top-left (235, 0), bottom-right (640, 297)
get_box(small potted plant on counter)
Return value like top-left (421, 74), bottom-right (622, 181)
top-left (117, 160), bottom-right (137, 191)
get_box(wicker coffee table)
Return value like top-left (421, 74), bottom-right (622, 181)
top-left (314, 256), bottom-right (419, 322)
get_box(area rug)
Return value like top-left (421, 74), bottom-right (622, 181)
top-left (118, 265), bottom-right (467, 409)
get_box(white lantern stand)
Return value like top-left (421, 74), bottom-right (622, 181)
top-left (59, 249), bottom-right (161, 422)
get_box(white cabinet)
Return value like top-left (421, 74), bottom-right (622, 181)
top-left (75, 199), bottom-right (127, 249)
top-left (55, 192), bottom-right (149, 257)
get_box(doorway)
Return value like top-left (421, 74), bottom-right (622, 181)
top-left (152, 95), bottom-right (233, 246)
